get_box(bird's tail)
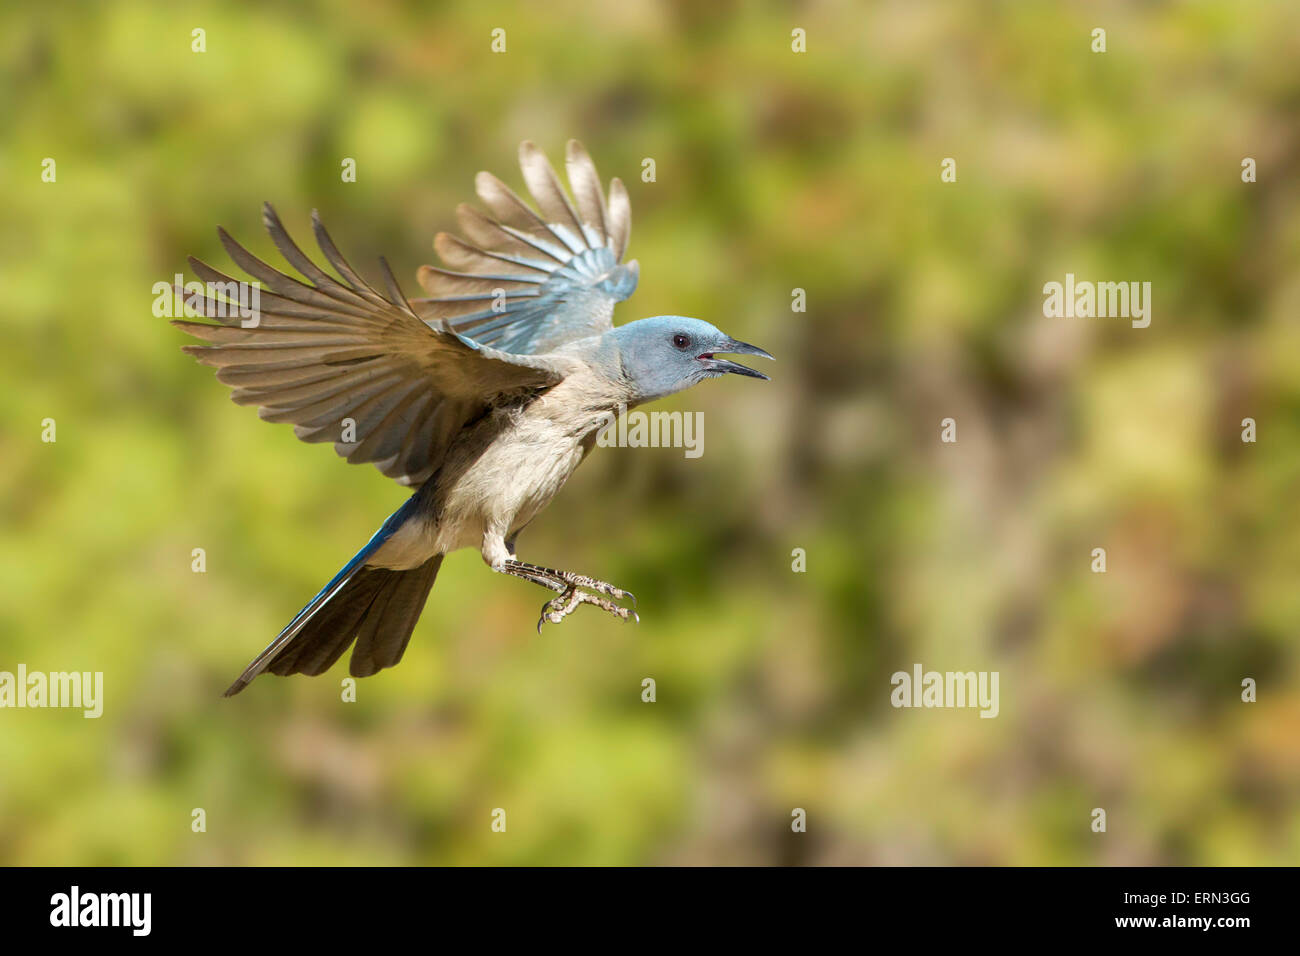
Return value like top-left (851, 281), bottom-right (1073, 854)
top-left (223, 500), bottom-right (441, 697)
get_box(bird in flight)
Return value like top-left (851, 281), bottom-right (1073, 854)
top-left (173, 140), bottom-right (772, 696)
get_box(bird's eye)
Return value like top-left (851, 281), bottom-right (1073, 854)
top-left (672, 334), bottom-right (691, 350)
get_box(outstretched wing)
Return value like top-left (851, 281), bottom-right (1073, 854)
top-left (413, 140), bottom-right (639, 356)
top-left (174, 204), bottom-right (570, 486)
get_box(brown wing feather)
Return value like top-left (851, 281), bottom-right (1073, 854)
top-left (175, 208), bottom-right (570, 486)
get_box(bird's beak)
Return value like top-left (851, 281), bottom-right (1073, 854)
top-left (701, 339), bottom-right (774, 380)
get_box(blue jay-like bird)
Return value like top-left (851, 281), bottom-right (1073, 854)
top-left (174, 140), bottom-right (772, 696)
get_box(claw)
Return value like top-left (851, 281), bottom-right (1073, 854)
top-left (503, 560), bottom-right (639, 628)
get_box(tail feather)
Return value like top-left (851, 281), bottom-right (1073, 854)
top-left (221, 495), bottom-right (441, 697)
top-left (223, 558), bottom-right (441, 696)
top-left (266, 571), bottom-right (387, 678)
top-left (350, 557), bottom-right (442, 678)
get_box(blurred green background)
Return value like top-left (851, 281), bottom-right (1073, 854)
top-left (2, 0), bottom-right (1299, 865)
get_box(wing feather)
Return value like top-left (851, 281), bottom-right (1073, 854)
top-left (565, 140), bottom-right (609, 246)
top-left (607, 177), bottom-right (631, 262)
top-left (414, 140), bottom-right (638, 355)
top-left (518, 140), bottom-right (588, 248)
top-left (175, 207), bottom-right (570, 486)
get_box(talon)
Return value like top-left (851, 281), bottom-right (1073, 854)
top-left (506, 561), bottom-right (640, 628)
top-left (537, 604), bottom-right (563, 630)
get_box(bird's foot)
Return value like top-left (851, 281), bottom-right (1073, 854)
top-left (537, 586), bottom-right (637, 633)
top-left (497, 560), bottom-right (638, 630)
top-left (506, 560), bottom-right (637, 607)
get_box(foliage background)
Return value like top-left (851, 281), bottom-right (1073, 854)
top-left (1, 0), bottom-right (1298, 865)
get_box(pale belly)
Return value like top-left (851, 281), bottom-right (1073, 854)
top-left (368, 401), bottom-right (598, 570)
top-left (432, 425), bottom-right (590, 558)
top-left (366, 368), bottom-right (620, 570)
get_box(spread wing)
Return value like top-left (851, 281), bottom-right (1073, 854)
top-left (413, 140), bottom-right (639, 356)
top-left (173, 204), bottom-right (570, 486)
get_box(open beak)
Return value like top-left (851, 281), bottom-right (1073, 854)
top-left (699, 339), bottom-right (774, 380)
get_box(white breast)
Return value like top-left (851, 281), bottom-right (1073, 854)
top-left (430, 371), bottom-right (623, 559)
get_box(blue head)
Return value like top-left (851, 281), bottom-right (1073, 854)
top-left (607, 315), bottom-right (773, 404)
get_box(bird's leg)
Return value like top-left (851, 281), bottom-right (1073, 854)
top-left (496, 559), bottom-right (638, 630)
top-left (506, 561), bottom-right (637, 607)
top-left (495, 561), bottom-right (566, 595)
